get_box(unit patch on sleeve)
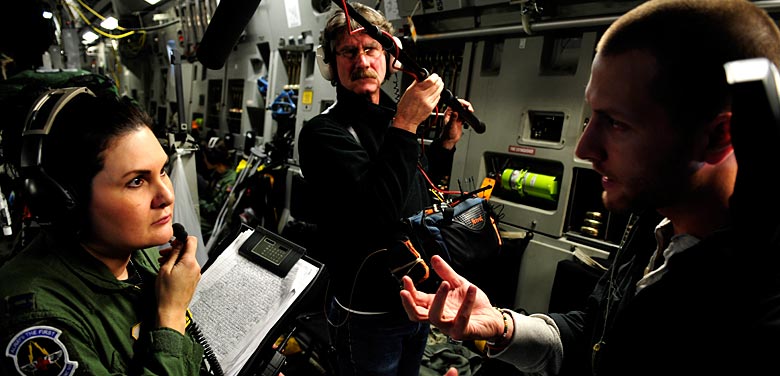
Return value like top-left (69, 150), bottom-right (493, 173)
top-left (5, 326), bottom-right (78, 375)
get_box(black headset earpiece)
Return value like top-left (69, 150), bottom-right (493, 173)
top-left (20, 87), bottom-right (96, 226)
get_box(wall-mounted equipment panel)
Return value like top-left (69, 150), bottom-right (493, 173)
top-left (452, 32), bottom-right (597, 238)
top-left (563, 167), bottom-right (632, 252)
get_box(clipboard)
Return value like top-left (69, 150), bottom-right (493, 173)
top-left (188, 225), bottom-right (324, 376)
top-left (238, 253), bottom-right (325, 376)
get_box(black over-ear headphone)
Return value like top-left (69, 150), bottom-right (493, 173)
top-left (20, 87), bottom-right (96, 226)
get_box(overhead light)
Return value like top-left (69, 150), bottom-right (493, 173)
top-left (144, 0), bottom-right (161, 4)
top-left (42, 11), bottom-right (53, 19)
top-left (100, 16), bottom-right (118, 30)
top-left (82, 30), bottom-right (99, 44)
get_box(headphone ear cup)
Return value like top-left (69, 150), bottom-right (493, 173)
top-left (20, 87), bottom-right (94, 229)
top-left (23, 171), bottom-right (77, 226)
top-left (316, 45), bottom-right (333, 81)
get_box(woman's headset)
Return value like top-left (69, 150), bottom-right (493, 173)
top-left (20, 87), bottom-right (96, 226)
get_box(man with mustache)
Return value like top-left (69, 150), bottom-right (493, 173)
top-left (297, 2), bottom-right (473, 375)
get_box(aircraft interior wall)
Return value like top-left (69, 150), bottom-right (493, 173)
top-left (437, 31), bottom-right (614, 312)
top-left (9, 1), bottom-right (780, 373)
top-left (0, 0), bottom-right (659, 313)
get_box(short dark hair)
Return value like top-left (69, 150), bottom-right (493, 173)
top-left (43, 93), bottom-right (154, 233)
top-left (598, 0), bottom-right (780, 130)
top-left (203, 137), bottom-right (232, 166)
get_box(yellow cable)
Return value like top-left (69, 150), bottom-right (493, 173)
top-left (70, 0), bottom-right (137, 38)
top-left (75, 0), bottom-right (105, 21)
top-left (74, 0), bottom-right (128, 31)
top-left (68, 3), bottom-right (129, 38)
top-left (68, 3), bottom-right (140, 40)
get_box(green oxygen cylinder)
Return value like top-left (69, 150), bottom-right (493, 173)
top-left (500, 168), bottom-right (559, 202)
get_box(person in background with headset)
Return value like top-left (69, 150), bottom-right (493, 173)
top-left (0, 88), bottom-right (207, 375)
top-left (197, 136), bottom-right (237, 243)
top-left (400, 0), bottom-right (780, 375)
top-left (297, 2), bottom-right (473, 375)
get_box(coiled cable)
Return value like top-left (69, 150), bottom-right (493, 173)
top-left (187, 316), bottom-right (225, 376)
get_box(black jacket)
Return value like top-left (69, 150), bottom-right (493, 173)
top-left (551, 213), bottom-right (780, 376)
top-left (298, 85), bottom-right (454, 313)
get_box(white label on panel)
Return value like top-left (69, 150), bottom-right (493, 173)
top-left (285, 0), bottom-right (302, 28)
top-left (384, 0), bottom-right (400, 21)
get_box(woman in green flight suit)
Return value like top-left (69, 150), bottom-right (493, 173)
top-left (0, 87), bottom-right (208, 375)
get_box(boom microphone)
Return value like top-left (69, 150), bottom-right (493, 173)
top-left (440, 90), bottom-right (486, 134)
top-left (330, 0), bottom-right (487, 134)
top-left (197, 0), bottom-right (263, 70)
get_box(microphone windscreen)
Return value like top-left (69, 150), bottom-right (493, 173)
top-left (172, 223), bottom-right (188, 243)
top-left (197, 0), bottom-right (263, 70)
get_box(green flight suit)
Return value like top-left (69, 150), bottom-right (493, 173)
top-left (0, 232), bottom-right (205, 375)
top-left (199, 168), bottom-right (238, 240)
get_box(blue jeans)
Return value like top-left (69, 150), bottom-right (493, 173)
top-left (327, 298), bottom-right (430, 376)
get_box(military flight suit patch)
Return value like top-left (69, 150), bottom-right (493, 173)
top-left (5, 326), bottom-right (78, 375)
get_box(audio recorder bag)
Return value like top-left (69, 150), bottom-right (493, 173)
top-left (395, 197), bottom-right (503, 290)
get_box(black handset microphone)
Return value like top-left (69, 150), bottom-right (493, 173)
top-left (172, 223), bottom-right (188, 244)
top-left (171, 223), bottom-right (189, 265)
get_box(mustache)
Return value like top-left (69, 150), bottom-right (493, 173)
top-left (350, 69), bottom-right (378, 81)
